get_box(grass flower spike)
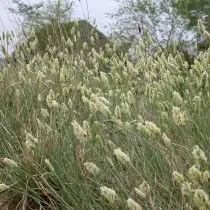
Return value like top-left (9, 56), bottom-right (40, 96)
top-left (114, 148), bottom-right (131, 165)
top-left (127, 198), bottom-right (142, 210)
top-left (100, 186), bottom-right (118, 204)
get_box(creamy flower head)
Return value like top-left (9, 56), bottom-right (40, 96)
top-left (188, 165), bottom-right (202, 182)
top-left (71, 120), bottom-right (88, 143)
top-left (193, 95), bottom-right (201, 110)
top-left (82, 120), bottom-right (92, 140)
top-left (3, 158), bottom-right (18, 168)
top-left (137, 123), bottom-right (151, 136)
top-left (172, 171), bottom-right (184, 184)
top-left (46, 90), bottom-right (55, 108)
top-left (61, 103), bottom-right (68, 113)
top-left (51, 100), bottom-right (59, 109)
top-left (202, 170), bottom-right (210, 183)
top-left (145, 121), bottom-right (161, 135)
top-left (115, 105), bottom-right (122, 119)
top-left (193, 189), bottom-right (210, 208)
top-left (83, 162), bottom-right (100, 175)
top-left (162, 133), bottom-right (171, 147)
top-left (172, 107), bottom-right (188, 125)
top-left (192, 145), bottom-right (207, 163)
top-left (25, 131), bottom-right (38, 150)
top-left (127, 198), bottom-right (142, 210)
top-left (36, 70), bottom-right (45, 82)
top-left (38, 93), bottom-right (42, 102)
top-left (114, 148), bottom-right (131, 165)
top-left (181, 181), bottom-right (192, 196)
top-left (134, 180), bottom-right (151, 198)
top-left (45, 159), bottom-right (54, 172)
top-left (100, 186), bottom-right (118, 204)
top-left (173, 91), bottom-right (183, 104)
top-left (41, 108), bottom-right (49, 118)
top-left (0, 183), bottom-right (9, 191)
top-left (107, 140), bottom-right (116, 149)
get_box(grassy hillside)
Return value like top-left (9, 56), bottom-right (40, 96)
top-left (0, 23), bottom-right (210, 209)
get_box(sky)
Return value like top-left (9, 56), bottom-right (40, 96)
top-left (0, 0), bottom-right (118, 34)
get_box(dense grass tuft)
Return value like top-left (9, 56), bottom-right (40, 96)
top-left (0, 21), bottom-right (209, 209)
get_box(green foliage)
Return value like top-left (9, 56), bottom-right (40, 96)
top-left (9, 0), bottom-right (74, 30)
top-left (172, 0), bottom-right (210, 51)
top-left (111, 0), bottom-right (209, 56)
top-left (172, 0), bottom-right (210, 30)
top-left (110, 0), bottom-right (187, 47)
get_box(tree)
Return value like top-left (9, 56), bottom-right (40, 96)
top-left (110, 0), bottom-right (209, 54)
top-left (9, 0), bottom-right (74, 30)
top-left (172, 0), bottom-right (210, 51)
top-left (172, 0), bottom-right (210, 31)
top-left (109, 0), bottom-right (188, 47)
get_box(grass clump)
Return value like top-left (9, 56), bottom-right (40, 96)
top-left (0, 21), bottom-right (209, 209)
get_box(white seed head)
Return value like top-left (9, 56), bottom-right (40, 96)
top-left (44, 123), bottom-right (52, 133)
top-left (61, 103), bottom-right (68, 113)
top-left (25, 131), bottom-right (38, 143)
top-left (181, 182), bottom-right (192, 196)
top-left (38, 93), bottom-right (42, 102)
top-left (145, 121), bottom-right (161, 135)
top-left (193, 95), bottom-right (201, 110)
top-left (46, 90), bottom-right (55, 108)
top-left (137, 115), bottom-right (144, 123)
top-left (71, 120), bottom-right (88, 143)
top-left (114, 148), bottom-right (131, 165)
top-left (15, 89), bottom-right (20, 100)
top-left (3, 158), bottom-right (18, 168)
top-left (97, 101), bottom-right (111, 116)
top-left (41, 108), bottom-right (49, 118)
top-left (68, 98), bottom-right (73, 108)
top-left (200, 71), bottom-right (208, 90)
top-left (45, 159), bottom-right (54, 172)
top-left (137, 123), bottom-right (151, 136)
top-left (100, 186), bottom-right (118, 204)
top-left (25, 139), bottom-right (35, 150)
top-left (51, 100), bottom-right (59, 109)
top-left (36, 118), bottom-right (45, 130)
top-left (115, 105), bottom-right (122, 119)
top-left (193, 189), bottom-right (209, 208)
top-left (202, 170), bottom-right (210, 183)
top-left (134, 187), bottom-right (146, 198)
top-left (107, 140), bottom-right (116, 149)
top-left (192, 145), bottom-right (207, 164)
top-left (83, 162), bottom-right (100, 175)
top-left (134, 180), bottom-right (151, 198)
top-left (0, 183), bottom-right (9, 191)
top-left (172, 171), bottom-right (184, 184)
top-left (162, 133), bottom-right (171, 147)
top-left (172, 107), bottom-right (188, 125)
top-left (91, 36), bottom-right (95, 45)
top-left (107, 157), bottom-right (115, 167)
top-left (36, 70), bottom-right (45, 82)
top-left (83, 42), bottom-right (88, 50)
top-left (127, 198), bottom-right (142, 210)
top-left (188, 165), bottom-right (202, 182)
top-left (173, 91), bottom-right (183, 104)
top-left (127, 91), bottom-right (135, 104)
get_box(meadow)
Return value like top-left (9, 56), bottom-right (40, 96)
top-left (0, 21), bottom-right (210, 209)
